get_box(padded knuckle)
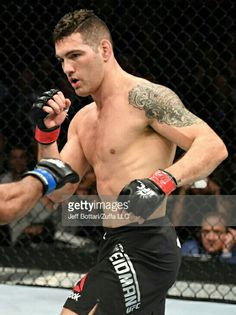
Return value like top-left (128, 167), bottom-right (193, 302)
top-left (37, 89), bottom-right (60, 105)
top-left (46, 88), bottom-right (60, 97)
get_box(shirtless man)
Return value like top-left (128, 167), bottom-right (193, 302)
top-left (1, 9), bottom-right (228, 315)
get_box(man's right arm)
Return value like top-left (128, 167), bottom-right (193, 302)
top-left (31, 89), bottom-right (89, 202)
top-left (31, 89), bottom-right (70, 161)
top-left (39, 134), bottom-right (89, 202)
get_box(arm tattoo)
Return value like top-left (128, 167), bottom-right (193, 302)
top-left (128, 84), bottom-right (203, 127)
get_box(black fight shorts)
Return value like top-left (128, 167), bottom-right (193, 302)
top-left (63, 216), bottom-right (181, 315)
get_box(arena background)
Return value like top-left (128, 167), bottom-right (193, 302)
top-left (0, 0), bottom-right (236, 305)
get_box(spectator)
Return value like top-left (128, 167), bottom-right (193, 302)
top-left (170, 174), bottom-right (222, 242)
top-left (181, 212), bottom-right (236, 264)
top-left (0, 145), bottom-right (28, 182)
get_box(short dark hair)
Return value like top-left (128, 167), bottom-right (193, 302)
top-left (53, 9), bottom-right (113, 48)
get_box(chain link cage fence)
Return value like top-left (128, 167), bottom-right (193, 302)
top-left (0, 0), bottom-right (236, 304)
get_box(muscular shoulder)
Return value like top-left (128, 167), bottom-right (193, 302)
top-left (71, 102), bottom-right (96, 123)
top-left (68, 102), bottom-right (96, 134)
top-left (128, 82), bottom-right (203, 127)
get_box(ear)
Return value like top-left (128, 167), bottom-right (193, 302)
top-left (100, 39), bottom-right (112, 62)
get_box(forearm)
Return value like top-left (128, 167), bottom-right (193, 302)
top-left (37, 142), bottom-right (60, 160)
top-left (37, 142), bottom-right (78, 202)
top-left (166, 136), bottom-right (228, 186)
top-left (0, 177), bottom-right (43, 225)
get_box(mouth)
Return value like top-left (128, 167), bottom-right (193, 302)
top-left (70, 78), bottom-right (81, 89)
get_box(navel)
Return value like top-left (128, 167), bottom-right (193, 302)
top-left (110, 148), bottom-right (116, 154)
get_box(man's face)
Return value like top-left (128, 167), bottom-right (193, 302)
top-left (200, 217), bottom-right (226, 253)
top-left (55, 32), bottom-right (105, 97)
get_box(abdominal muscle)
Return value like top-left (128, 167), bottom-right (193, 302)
top-left (92, 154), bottom-right (171, 228)
top-left (81, 116), bottom-right (176, 228)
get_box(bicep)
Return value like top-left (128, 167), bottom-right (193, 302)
top-left (129, 83), bottom-right (209, 150)
top-left (46, 134), bottom-right (89, 202)
top-left (60, 136), bottom-right (89, 178)
top-left (150, 116), bottom-right (215, 151)
top-left (144, 86), bottom-right (213, 150)
top-left (60, 120), bottom-right (89, 178)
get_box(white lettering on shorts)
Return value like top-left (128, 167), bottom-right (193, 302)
top-left (109, 243), bottom-right (141, 314)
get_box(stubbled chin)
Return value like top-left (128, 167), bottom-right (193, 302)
top-left (75, 88), bottom-right (90, 97)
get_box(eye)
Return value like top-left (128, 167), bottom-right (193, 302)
top-left (56, 57), bottom-right (64, 64)
top-left (70, 53), bottom-right (80, 60)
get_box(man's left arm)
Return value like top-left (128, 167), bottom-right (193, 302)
top-left (118, 83), bottom-right (228, 220)
top-left (147, 85), bottom-right (228, 186)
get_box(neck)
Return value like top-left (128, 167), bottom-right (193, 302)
top-left (91, 60), bottom-right (128, 106)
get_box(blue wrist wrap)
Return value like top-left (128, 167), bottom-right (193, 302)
top-left (31, 169), bottom-right (57, 194)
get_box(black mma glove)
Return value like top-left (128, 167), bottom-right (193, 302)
top-left (118, 170), bottom-right (177, 219)
top-left (31, 89), bottom-right (60, 144)
top-left (23, 158), bottom-right (80, 195)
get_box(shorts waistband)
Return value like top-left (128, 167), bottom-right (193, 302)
top-left (103, 216), bottom-right (171, 234)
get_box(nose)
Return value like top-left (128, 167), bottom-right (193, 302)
top-left (63, 59), bottom-right (76, 75)
top-left (206, 231), bottom-right (218, 241)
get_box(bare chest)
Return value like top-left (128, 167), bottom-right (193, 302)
top-left (79, 107), bottom-right (146, 165)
